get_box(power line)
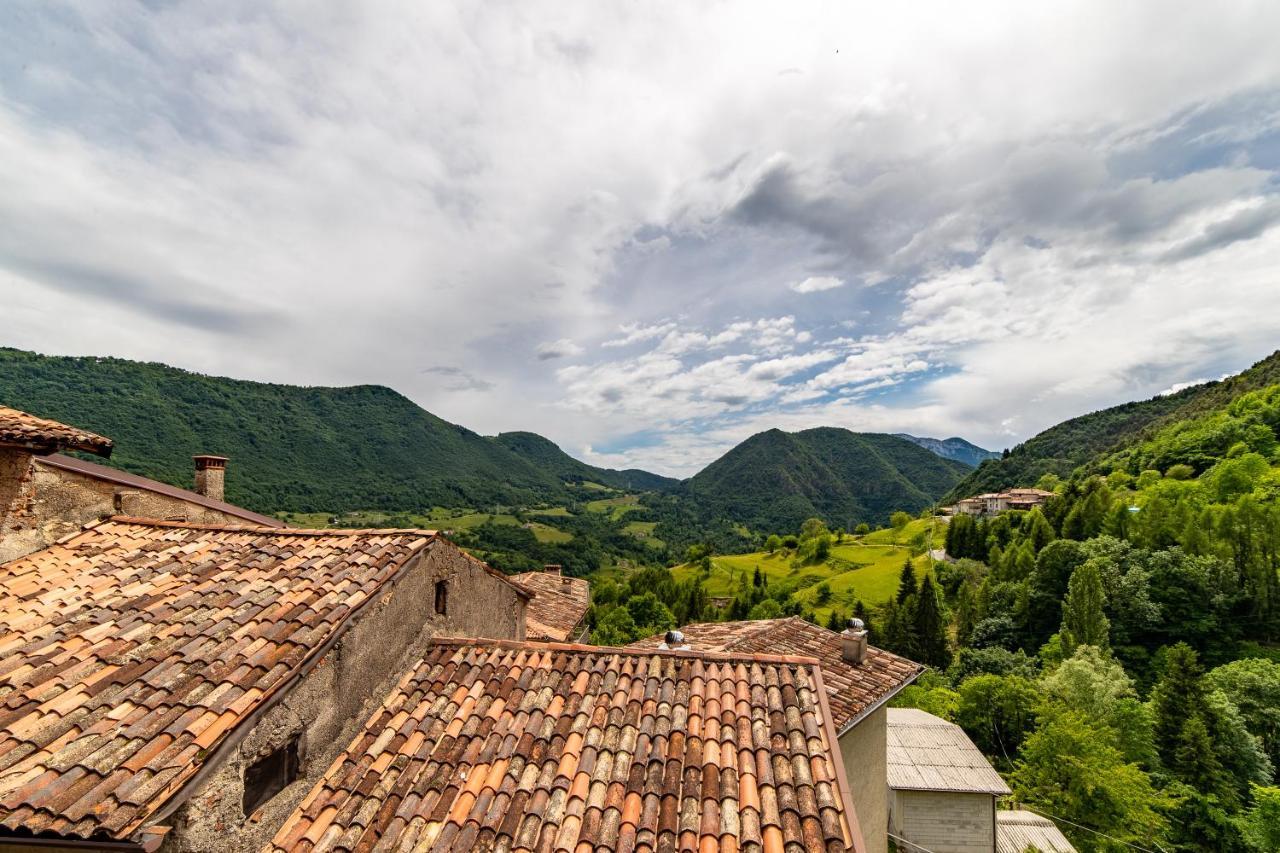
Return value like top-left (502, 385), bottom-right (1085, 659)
top-left (886, 831), bottom-right (940, 853)
top-left (1019, 803), bottom-right (1168, 853)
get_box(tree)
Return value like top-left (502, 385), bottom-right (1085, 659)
top-left (854, 522), bottom-right (871, 536)
top-left (625, 593), bottom-right (676, 636)
top-left (764, 534), bottom-right (782, 553)
top-left (890, 511), bottom-right (912, 531)
top-left (592, 607), bottom-right (639, 646)
top-left (1024, 507), bottom-right (1057, 553)
top-left (955, 674), bottom-right (1039, 760)
top-left (912, 575), bottom-right (951, 669)
top-left (1240, 785), bottom-right (1280, 852)
top-left (1172, 713), bottom-right (1231, 806)
top-left (1152, 643), bottom-right (1204, 769)
top-left (825, 610), bottom-right (847, 631)
top-left (1010, 710), bottom-right (1174, 850)
top-left (814, 582), bottom-right (832, 605)
top-left (800, 517), bottom-right (829, 541)
top-left (1206, 658), bottom-right (1280, 768)
top-left (748, 598), bottom-right (783, 620)
top-left (896, 558), bottom-right (918, 605)
top-left (1060, 560), bottom-right (1109, 654)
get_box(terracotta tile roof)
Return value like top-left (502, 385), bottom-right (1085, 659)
top-left (39, 453), bottom-right (284, 528)
top-left (996, 810), bottom-right (1076, 853)
top-left (510, 571), bottom-right (590, 641)
top-left (631, 618), bottom-right (923, 734)
top-left (0, 406), bottom-right (113, 457)
top-left (265, 638), bottom-right (866, 853)
top-left (0, 518), bottom-right (451, 843)
top-left (886, 708), bottom-right (1010, 796)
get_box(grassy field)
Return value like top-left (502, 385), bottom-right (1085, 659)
top-left (585, 494), bottom-right (641, 519)
top-left (274, 507), bottom-right (574, 543)
top-left (670, 517), bottom-right (947, 621)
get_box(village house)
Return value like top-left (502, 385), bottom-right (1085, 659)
top-left (0, 517), bottom-right (530, 852)
top-left (952, 488), bottom-right (1055, 518)
top-left (888, 707), bottom-right (1064, 853)
top-left (0, 405), bottom-right (280, 563)
top-left (510, 564), bottom-right (591, 642)
top-left (265, 638), bottom-right (868, 853)
top-left (630, 616), bottom-right (923, 853)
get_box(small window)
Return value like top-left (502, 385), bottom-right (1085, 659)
top-left (434, 579), bottom-right (448, 616)
top-left (243, 736), bottom-right (300, 816)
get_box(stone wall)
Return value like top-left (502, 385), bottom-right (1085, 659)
top-left (0, 459), bottom-right (260, 564)
top-left (0, 448), bottom-right (40, 564)
top-left (157, 538), bottom-right (526, 852)
top-left (840, 705), bottom-right (889, 853)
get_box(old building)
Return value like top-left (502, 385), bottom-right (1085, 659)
top-left (886, 708), bottom-right (1012, 853)
top-left (995, 810), bottom-right (1076, 853)
top-left (0, 405), bottom-right (279, 563)
top-left (266, 638), bottom-right (867, 852)
top-left (510, 564), bottom-right (591, 642)
top-left (630, 617), bottom-right (922, 853)
top-left (952, 488), bottom-right (1055, 518)
top-left (0, 517), bottom-right (530, 852)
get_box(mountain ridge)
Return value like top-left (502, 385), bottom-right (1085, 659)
top-left (894, 434), bottom-right (999, 467)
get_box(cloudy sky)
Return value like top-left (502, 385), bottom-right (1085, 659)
top-left (3, 2), bottom-right (1280, 476)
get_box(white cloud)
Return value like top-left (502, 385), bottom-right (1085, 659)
top-left (535, 338), bottom-right (585, 360)
top-left (789, 275), bottom-right (844, 294)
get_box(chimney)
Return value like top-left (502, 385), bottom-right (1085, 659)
top-left (543, 564), bottom-right (562, 576)
top-left (193, 455), bottom-right (228, 502)
top-left (840, 618), bottom-right (868, 665)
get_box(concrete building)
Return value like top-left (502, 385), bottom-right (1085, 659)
top-left (510, 564), bottom-right (591, 642)
top-left (631, 617), bottom-right (923, 853)
top-left (0, 405), bottom-right (279, 563)
top-left (0, 517), bottom-right (530, 852)
top-left (886, 708), bottom-right (1012, 853)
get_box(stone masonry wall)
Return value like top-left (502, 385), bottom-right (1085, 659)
top-left (158, 538), bottom-right (526, 853)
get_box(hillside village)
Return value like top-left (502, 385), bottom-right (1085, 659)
top-left (0, 405), bottom-right (1083, 852)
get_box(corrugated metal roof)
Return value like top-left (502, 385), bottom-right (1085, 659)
top-left (886, 707), bottom-right (1011, 795)
top-left (997, 810), bottom-right (1076, 853)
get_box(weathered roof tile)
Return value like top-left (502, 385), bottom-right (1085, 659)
top-left (511, 571), bottom-right (591, 641)
top-left (0, 518), bottom-right (448, 842)
top-left (632, 618), bottom-right (922, 734)
top-left (0, 406), bottom-right (113, 457)
top-left (264, 640), bottom-right (864, 853)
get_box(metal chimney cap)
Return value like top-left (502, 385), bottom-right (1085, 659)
top-left (848, 618), bottom-right (865, 631)
top-left (664, 630), bottom-right (685, 645)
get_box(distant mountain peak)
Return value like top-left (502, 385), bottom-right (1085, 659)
top-left (894, 434), bottom-right (999, 468)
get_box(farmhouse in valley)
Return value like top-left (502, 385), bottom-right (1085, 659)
top-left (631, 616), bottom-right (923, 853)
top-left (951, 487), bottom-right (1055, 517)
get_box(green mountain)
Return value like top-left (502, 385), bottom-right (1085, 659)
top-left (0, 348), bottom-right (654, 514)
top-left (684, 427), bottom-right (970, 531)
top-left (894, 434), bottom-right (998, 467)
top-left (944, 349), bottom-right (1280, 501)
top-left (488, 431), bottom-right (679, 492)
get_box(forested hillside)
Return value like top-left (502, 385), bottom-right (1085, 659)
top-left (0, 348), bottom-right (654, 513)
top-left (684, 427), bottom-right (969, 530)
top-left (945, 349), bottom-right (1280, 501)
top-left (489, 431), bottom-right (679, 493)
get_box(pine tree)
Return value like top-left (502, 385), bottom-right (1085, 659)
top-left (1060, 559), bottom-right (1109, 654)
top-left (912, 575), bottom-right (951, 668)
top-left (853, 599), bottom-right (876, 645)
top-left (896, 558), bottom-right (918, 604)
top-left (1152, 643), bottom-right (1205, 769)
top-left (1026, 508), bottom-right (1056, 553)
top-left (882, 597), bottom-right (911, 657)
top-left (826, 610), bottom-right (847, 631)
top-left (1174, 714), bottom-right (1233, 806)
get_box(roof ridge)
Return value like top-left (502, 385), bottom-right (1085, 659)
top-left (105, 516), bottom-right (440, 538)
top-left (429, 636), bottom-right (825, 667)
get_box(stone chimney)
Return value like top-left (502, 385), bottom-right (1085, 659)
top-left (193, 455), bottom-right (228, 502)
top-left (543, 564), bottom-right (562, 576)
top-left (840, 618), bottom-right (869, 665)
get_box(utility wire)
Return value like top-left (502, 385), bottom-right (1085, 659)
top-left (1018, 803), bottom-right (1168, 853)
top-left (886, 831), bottom-right (940, 853)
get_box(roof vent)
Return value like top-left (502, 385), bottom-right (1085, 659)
top-left (841, 618), bottom-right (868, 665)
top-left (659, 629), bottom-right (690, 651)
top-left (543, 564), bottom-right (562, 576)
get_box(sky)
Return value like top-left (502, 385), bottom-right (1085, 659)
top-left (3, 2), bottom-right (1280, 477)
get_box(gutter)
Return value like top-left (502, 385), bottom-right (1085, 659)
top-left (835, 665), bottom-right (926, 739)
top-left (811, 664), bottom-right (868, 853)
